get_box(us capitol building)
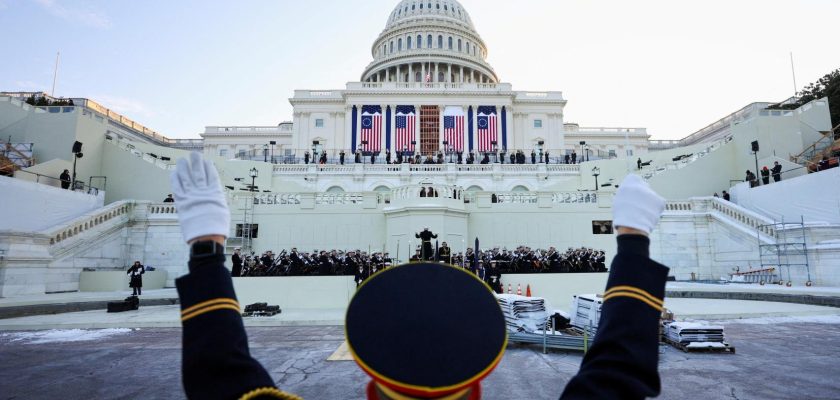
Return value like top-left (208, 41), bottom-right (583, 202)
top-left (0, 0), bottom-right (837, 298)
top-left (201, 0), bottom-right (651, 178)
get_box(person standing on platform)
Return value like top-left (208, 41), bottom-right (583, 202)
top-left (545, 151), bottom-right (550, 164)
top-left (638, 158), bottom-right (643, 170)
top-left (355, 150), bottom-right (362, 164)
top-left (761, 166), bottom-right (770, 185)
top-left (163, 194), bottom-right (175, 203)
top-left (231, 248), bottom-right (243, 277)
top-left (438, 242), bottom-right (452, 264)
top-left (60, 169), bottom-right (71, 189)
top-left (168, 152), bottom-right (671, 400)
top-left (531, 150), bottom-right (537, 164)
top-left (771, 161), bottom-right (782, 182)
top-left (571, 150), bottom-right (577, 164)
top-left (565, 154), bottom-right (570, 164)
top-left (127, 261), bottom-right (145, 296)
top-left (339, 150), bottom-right (346, 165)
top-left (385, 149), bottom-right (391, 164)
top-left (722, 190), bottom-right (730, 201)
top-left (303, 151), bottom-right (310, 165)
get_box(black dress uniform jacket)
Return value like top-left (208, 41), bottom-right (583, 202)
top-left (177, 234), bottom-right (667, 400)
top-left (559, 235), bottom-right (668, 399)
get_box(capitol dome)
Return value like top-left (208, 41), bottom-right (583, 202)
top-left (361, 0), bottom-right (498, 84)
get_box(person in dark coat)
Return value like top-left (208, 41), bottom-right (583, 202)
top-left (231, 248), bottom-right (243, 277)
top-left (127, 261), bottom-right (145, 295)
top-left (415, 227), bottom-right (438, 260)
top-left (163, 194), bottom-right (175, 203)
top-left (722, 190), bottom-right (730, 201)
top-left (638, 157), bottom-right (643, 170)
top-left (544, 151), bottom-right (550, 164)
top-left (745, 170), bottom-right (757, 187)
top-left (60, 169), bottom-right (71, 189)
top-left (170, 152), bottom-right (671, 400)
top-left (385, 149), bottom-right (391, 164)
top-left (339, 150), bottom-right (346, 165)
top-left (771, 161), bottom-right (782, 182)
top-left (355, 150), bottom-right (362, 164)
top-left (510, 152), bottom-right (516, 164)
top-left (303, 151), bottom-right (310, 165)
top-left (760, 166), bottom-right (770, 185)
top-left (531, 150), bottom-right (537, 164)
top-left (438, 242), bottom-right (452, 264)
top-left (565, 154), bottom-right (570, 164)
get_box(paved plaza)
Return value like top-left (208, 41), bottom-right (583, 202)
top-left (1, 318), bottom-right (839, 400)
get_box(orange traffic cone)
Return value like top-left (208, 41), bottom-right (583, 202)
top-left (517, 283), bottom-right (522, 296)
top-left (507, 283), bottom-right (512, 294)
top-left (526, 284), bottom-right (532, 297)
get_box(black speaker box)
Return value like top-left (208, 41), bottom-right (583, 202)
top-left (751, 140), bottom-right (759, 152)
top-left (72, 141), bottom-right (83, 153)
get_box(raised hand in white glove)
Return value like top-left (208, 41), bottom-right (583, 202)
top-left (170, 152), bottom-right (230, 243)
top-left (612, 174), bottom-right (665, 236)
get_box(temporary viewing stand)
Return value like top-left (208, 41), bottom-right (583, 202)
top-left (757, 217), bottom-right (812, 287)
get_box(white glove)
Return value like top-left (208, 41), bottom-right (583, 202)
top-left (170, 152), bottom-right (231, 243)
top-left (612, 174), bottom-right (665, 235)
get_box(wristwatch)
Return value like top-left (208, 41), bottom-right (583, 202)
top-left (190, 240), bottom-right (225, 258)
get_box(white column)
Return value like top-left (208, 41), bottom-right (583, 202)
top-left (385, 68), bottom-right (390, 82)
top-left (447, 64), bottom-right (452, 83)
top-left (438, 104), bottom-right (445, 151)
top-left (415, 104), bottom-right (421, 153)
top-left (459, 66), bottom-right (464, 83)
top-left (409, 64), bottom-right (413, 83)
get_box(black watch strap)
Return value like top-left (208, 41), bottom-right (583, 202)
top-left (190, 240), bottom-right (226, 258)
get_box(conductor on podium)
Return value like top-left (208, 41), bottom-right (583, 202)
top-left (415, 227), bottom-right (437, 260)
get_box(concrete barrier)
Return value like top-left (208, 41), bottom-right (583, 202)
top-left (79, 270), bottom-right (168, 292)
top-left (232, 272), bottom-right (609, 313)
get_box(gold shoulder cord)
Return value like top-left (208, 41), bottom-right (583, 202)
top-left (239, 387), bottom-right (303, 400)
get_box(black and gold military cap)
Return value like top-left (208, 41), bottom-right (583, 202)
top-left (346, 262), bottom-right (507, 399)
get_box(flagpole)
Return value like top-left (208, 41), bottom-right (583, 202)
top-left (51, 52), bottom-right (60, 96)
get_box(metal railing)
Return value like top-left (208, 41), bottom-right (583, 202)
top-left (13, 168), bottom-right (102, 195)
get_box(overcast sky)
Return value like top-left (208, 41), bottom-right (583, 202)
top-left (1, 0), bottom-right (837, 140)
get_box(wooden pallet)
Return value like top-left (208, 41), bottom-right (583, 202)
top-left (663, 337), bottom-right (736, 354)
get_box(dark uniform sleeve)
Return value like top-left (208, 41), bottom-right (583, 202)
top-left (560, 235), bottom-right (669, 400)
top-left (176, 253), bottom-right (301, 400)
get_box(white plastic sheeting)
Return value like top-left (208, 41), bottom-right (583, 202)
top-left (0, 175), bottom-right (105, 232)
top-left (730, 167), bottom-right (840, 224)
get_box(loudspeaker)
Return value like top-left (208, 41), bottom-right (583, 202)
top-left (72, 141), bottom-right (83, 153)
top-left (751, 140), bottom-right (759, 152)
top-left (538, 141), bottom-right (545, 145)
top-left (269, 141), bottom-right (276, 145)
top-left (313, 140), bottom-right (320, 145)
top-left (579, 141), bottom-right (586, 145)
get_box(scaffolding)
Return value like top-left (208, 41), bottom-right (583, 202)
top-left (757, 216), bottom-right (812, 287)
top-left (229, 192), bottom-right (256, 254)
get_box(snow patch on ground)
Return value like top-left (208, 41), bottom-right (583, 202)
top-left (685, 314), bottom-right (840, 325)
top-left (0, 328), bottom-right (133, 344)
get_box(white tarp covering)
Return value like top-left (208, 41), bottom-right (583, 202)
top-left (731, 167), bottom-right (840, 224)
top-left (0, 175), bottom-right (105, 232)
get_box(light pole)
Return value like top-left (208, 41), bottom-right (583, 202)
top-left (249, 167), bottom-right (258, 192)
top-left (269, 140), bottom-right (276, 164)
top-left (592, 166), bottom-right (600, 191)
top-left (263, 144), bottom-right (268, 163)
